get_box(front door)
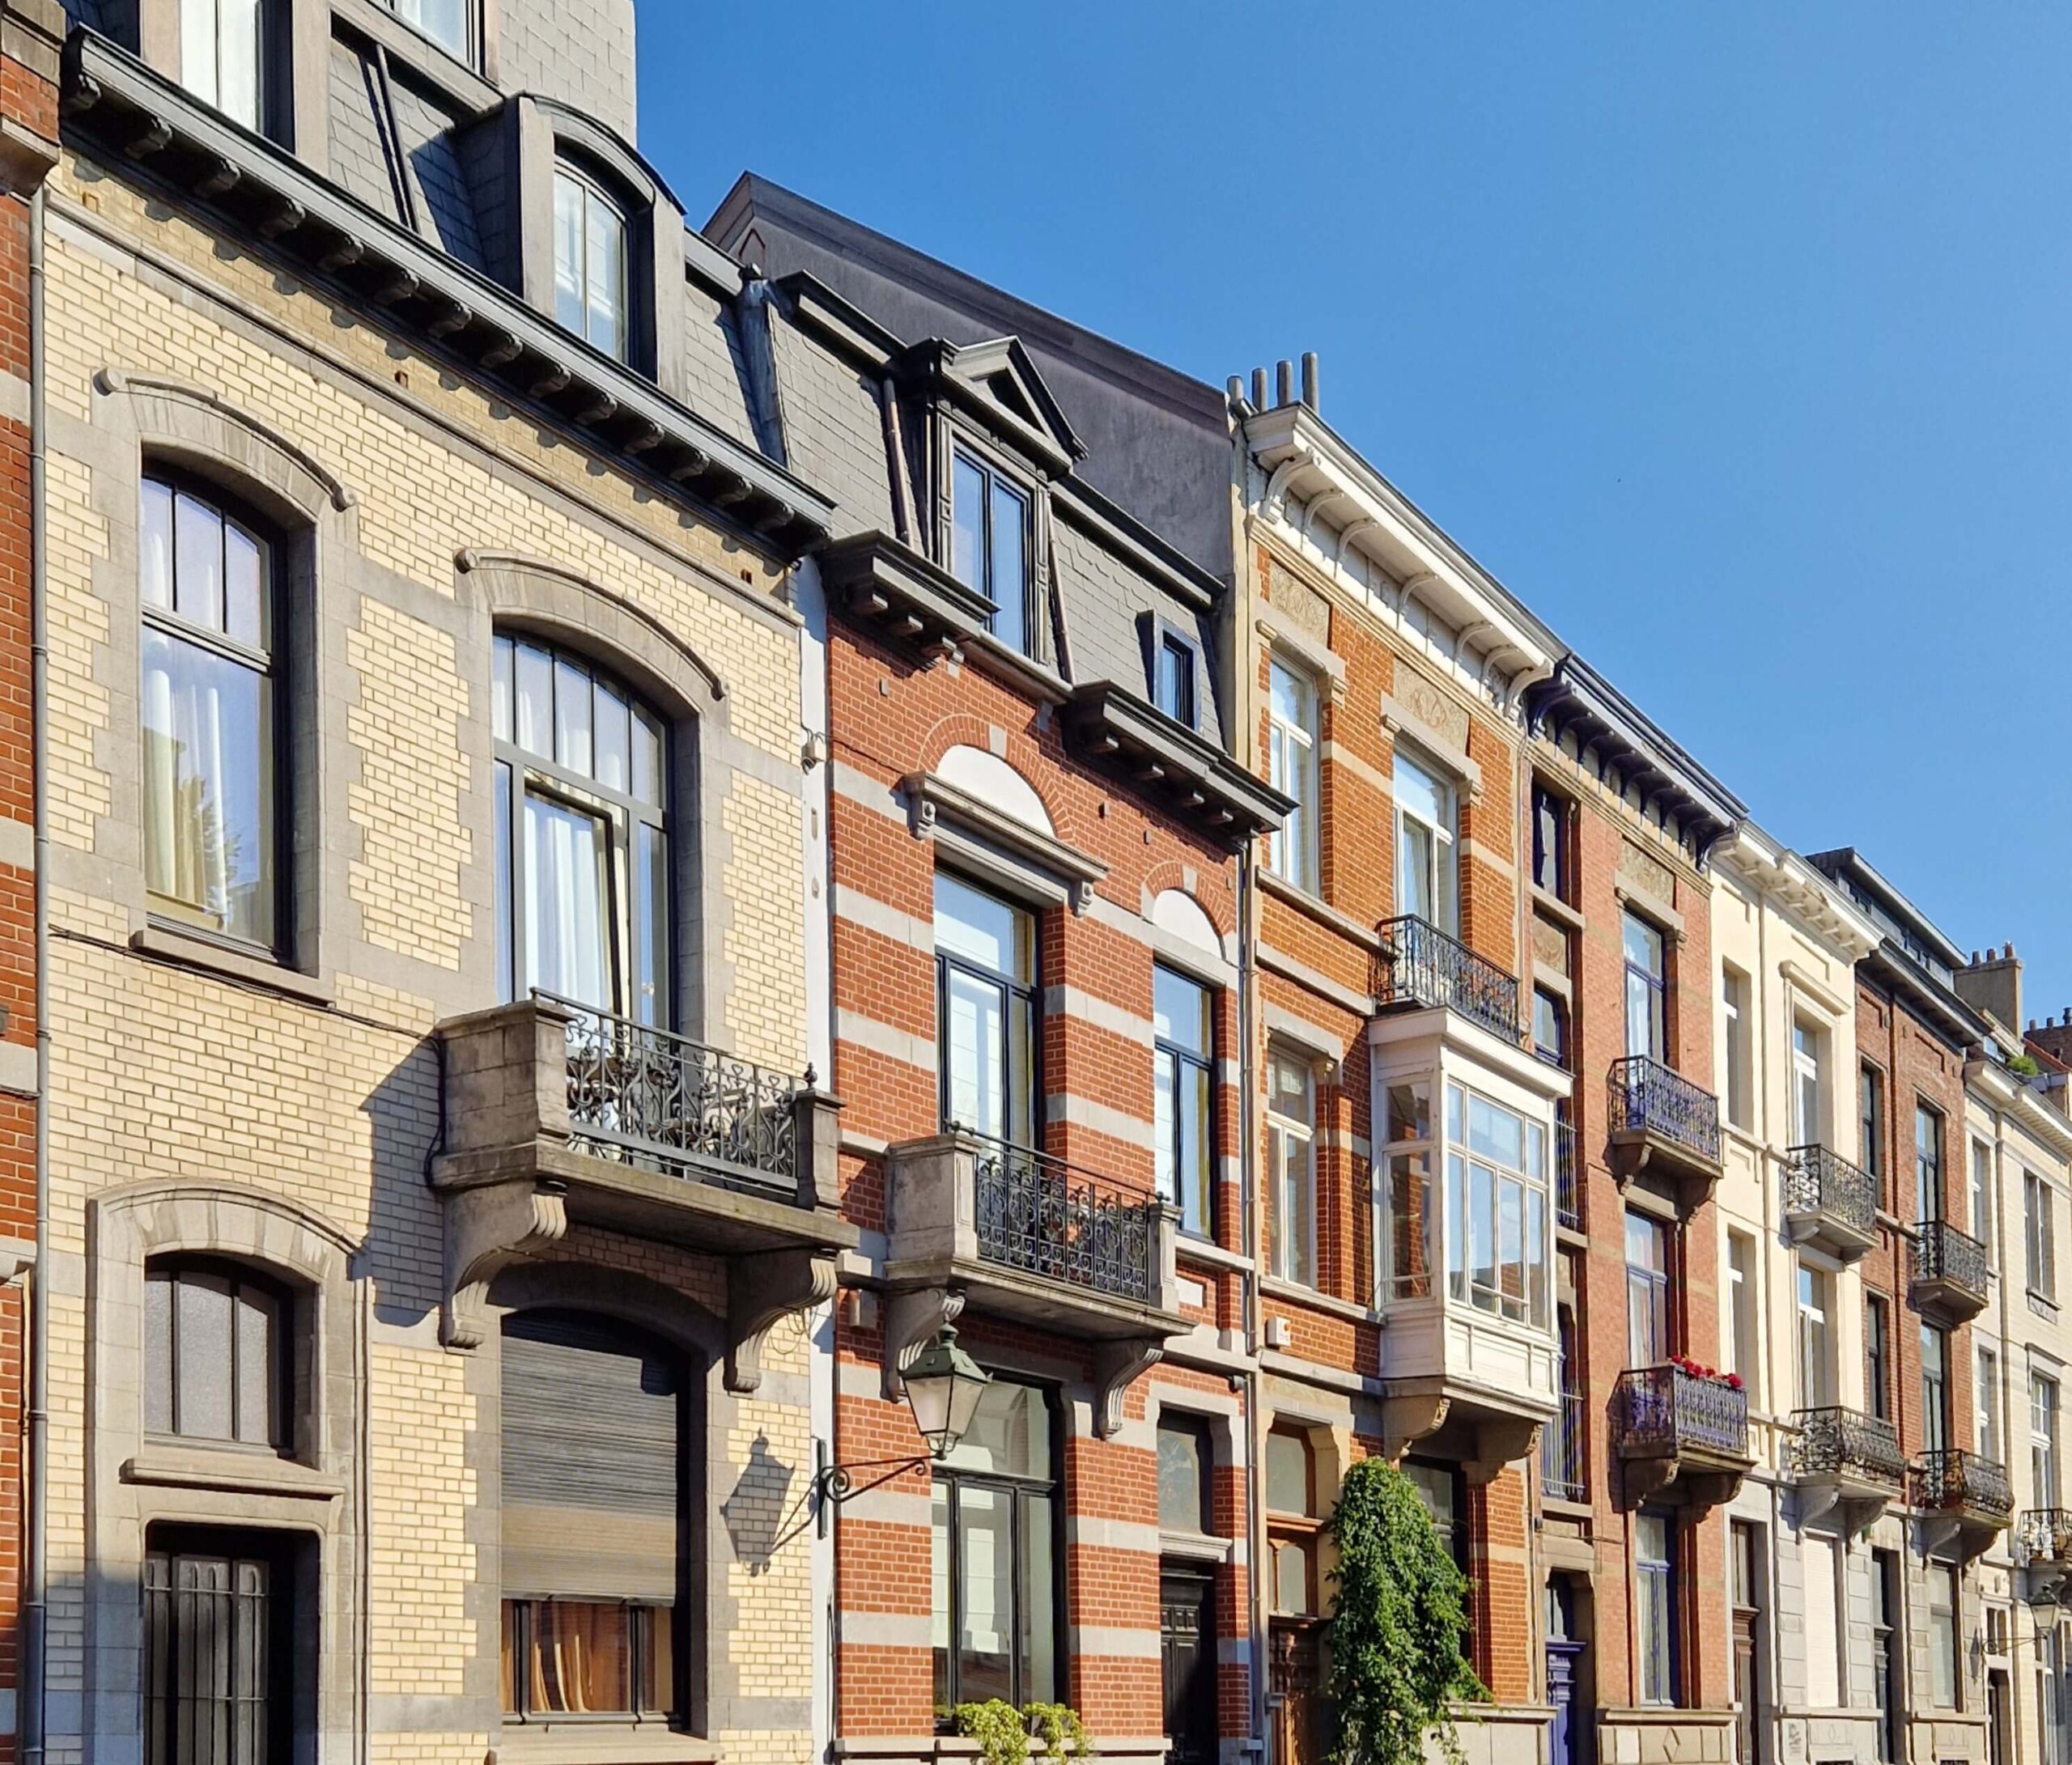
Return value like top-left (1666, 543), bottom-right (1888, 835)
top-left (1161, 1571), bottom-right (1216, 1765)
top-left (1270, 1623), bottom-right (1322, 1765)
top-left (1548, 1642), bottom-right (1583, 1765)
top-left (1730, 1521), bottom-right (1763, 1765)
top-left (1986, 1670), bottom-right (2010, 1765)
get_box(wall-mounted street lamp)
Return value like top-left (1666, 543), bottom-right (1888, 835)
top-left (815, 1324), bottom-right (991, 1534)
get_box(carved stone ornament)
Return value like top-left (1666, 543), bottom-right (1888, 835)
top-left (442, 1181), bottom-right (570, 1350)
top-left (725, 1249), bottom-right (838, 1394)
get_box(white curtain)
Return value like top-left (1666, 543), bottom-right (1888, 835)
top-left (143, 630), bottom-right (265, 939)
top-left (524, 791), bottom-right (609, 1008)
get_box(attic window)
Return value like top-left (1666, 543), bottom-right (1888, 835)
top-left (381, 0), bottom-right (473, 62)
top-left (554, 166), bottom-right (630, 363)
top-left (950, 448), bottom-right (1032, 655)
top-left (1154, 633), bottom-right (1197, 729)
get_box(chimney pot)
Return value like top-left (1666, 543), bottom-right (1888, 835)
top-left (1276, 360), bottom-right (1293, 406)
top-left (1251, 367), bottom-right (1268, 410)
top-left (1301, 351), bottom-right (1319, 411)
top-left (2006, 942), bottom-right (2016, 960)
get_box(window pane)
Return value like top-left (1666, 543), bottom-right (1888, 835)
top-left (514, 643), bottom-right (554, 758)
top-left (593, 681), bottom-right (631, 794)
top-left (232, 1280), bottom-right (275, 1445)
top-left (142, 627), bottom-right (275, 946)
top-left (1270, 1053), bottom-right (1311, 1128)
top-left (223, 522), bottom-right (265, 651)
top-left (554, 656), bottom-right (593, 776)
top-left (952, 455), bottom-right (986, 592)
top-left (633, 824), bottom-right (667, 1028)
top-left (490, 634), bottom-right (513, 742)
top-left (631, 706), bottom-right (664, 808)
top-left (141, 479), bottom-right (174, 609)
top-left (1020, 1492), bottom-right (1055, 1703)
top-left (638, 1606), bottom-right (673, 1715)
top-left (1153, 966), bottom-right (1211, 1054)
top-left (217, 0), bottom-right (261, 128)
top-left (174, 490), bottom-right (225, 630)
top-left (956, 1485), bottom-right (1013, 1703)
top-left (180, 0), bottom-right (219, 105)
top-left (494, 760), bottom-right (514, 1002)
top-left (1178, 1060), bottom-right (1209, 1237)
top-left (1273, 1538), bottom-right (1311, 1614)
top-left (1394, 753), bottom-right (1447, 829)
top-left (586, 195), bottom-right (627, 359)
top-left (1399, 819), bottom-right (1434, 920)
top-left (1266, 1432), bottom-right (1308, 1515)
top-left (1157, 1424), bottom-right (1208, 1534)
top-left (944, 967), bottom-right (1008, 1139)
top-left (553, 175), bottom-right (586, 336)
top-left (935, 872), bottom-right (1030, 977)
top-left (989, 477), bottom-right (1026, 651)
top-left (940, 1379), bottom-right (1051, 1480)
top-left (175, 1268), bottom-right (235, 1440)
top-left (530, 1602), bottom-right (632, 1714)
top-left (932, 1483), bottom-right (953, 1711)
top-left (522, 791), bottom-right (611, 1008)
top-left (144, 1270), bottom-right (172, 1433)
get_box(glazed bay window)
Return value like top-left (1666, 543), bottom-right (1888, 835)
top-left (382, 0), bottom-right (472, 59)
top-left (932, 1379), bottom-right (1058, 1712)
top-left (935, 872), bottom-right (1038, 1148)
top-left (145, 1258), bottom-right (291, 1452)
top-left (1267, 660), bottom-right (1317, 889)
top-left (1153, 965), bottom-right (1214, 1237)
top-left (141, 477), bottom-right (281, 952)
top-left (180, 0), bottom-right (262, 128)
top-left (950, 448), bottom-right (1032, 653)
top-left (554, 165), bottom-right (630, 361)
top-left (492, 634), bottom-right (670, 1021)
top-left (1386, 1081), bottom-right (1548, 1328)
top-left (1267, 1050), bottom-right (1316, 1288)
top-left (1393, 749), bottom-right (1456, 931)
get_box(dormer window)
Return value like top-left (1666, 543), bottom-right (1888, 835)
top-left (180, 0), bottom-right (263, 130)
top-left (381, 0), bottom-right (472, 62)
top-left (1154, 632), bottom-right (1197, 728)
top-left (949, 448), bottom-right (1031, 653)
top-left (554, 167), bottom-right (630, 363)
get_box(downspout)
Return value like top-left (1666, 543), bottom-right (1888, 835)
top-left (23, 176), bottom-right (48, 1765)
top-left (1238, 836), bottom-right (1267, 1755)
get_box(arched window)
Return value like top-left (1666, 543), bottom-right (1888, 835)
top-left (143, 1257), bottom-right (293, 1452)
top-left (491, 633), bottom-right (671, 1024)
top-left (554, 164), bottom-right (630, 362)
top-left (141, 475), bottom-right (282, 952)
top-left (500, 1310), bottom-right (683, 1724)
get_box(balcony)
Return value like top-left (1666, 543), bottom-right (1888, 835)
top-left (1612, 1363), bottom-right (1753, 1508)
top-left (1789, 1407), bottom-right (1905, 1529)
top-left (1909, 1219), bottom-right (1990, 1322)
top-left (1607, 1056), bottom-right (1722, 1207)
top-left (1782, 1145), bottom-right (1879, 1263)
top-left (2019, 1508), bottom-right (2072, 1572)
top-left (1912, 1449), bottom-right (2014, 1556)
top-left (884, 1130), bottom-right (1187, 1437)
top-left (431, 995), bottom-right (856, 1373)
top-left (1376, 916), bottom-right (1522, 1046)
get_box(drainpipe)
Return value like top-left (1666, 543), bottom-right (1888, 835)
top-left (1237, 836), bottom-right (1267, 1756)
top-left (23, 176), bottom-right (48, 1765)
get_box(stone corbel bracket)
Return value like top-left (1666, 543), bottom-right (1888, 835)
top-left (726, 1248), bottom-right (837, 1394)
top-left (882, 1284), bottom-right (966, 1402)
top-left (442, 1180), bottom-right (569, 1350)
top-left (1092, 1338), bottom-right (1163, 1439)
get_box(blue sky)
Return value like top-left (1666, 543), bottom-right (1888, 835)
top-left (636, 2), bottom-right (2072, 1015)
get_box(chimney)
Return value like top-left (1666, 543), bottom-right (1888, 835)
top-left (1251, 367), bottom-right (1269, 411)
top-left (1301, 351), bottom-right (1319, 412)
top-left (1955, 942), bottom-right (2023, 1040)
top-left (1276, 359), bottom-right (1293, 406)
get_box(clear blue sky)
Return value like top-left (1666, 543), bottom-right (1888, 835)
top-left (635, 2), bottom-right (2072, 1017)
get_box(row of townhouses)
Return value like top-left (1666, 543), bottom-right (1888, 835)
top-left (0, 6), bottom-right (2054, 1765)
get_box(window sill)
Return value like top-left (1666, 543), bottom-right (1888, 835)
top-left (1540, 1496), bottom-right (1593, 1522)
top-left (1159, 1527), bottom-right (1233, 1564)
top-left (131, 923), bottom-right (334, 1007)
top-left (2029, 1288), bottom-right (2060, 1319)
top-left (960, 629), bottom-right (1071, 706)
top-left (1529, 885), bottom-right (1584, 933)
top-left (124, 1441), bottom-right (342, 1501)
top-left (1259, 1274), bottom-right (1374, 1325)
top-left (1174, 1235), bottom-right (1253, 1276)
top-left (1257, 868), bottom-right (1382, 952)
top-left (495, 1727), bottom-right (714, 1765)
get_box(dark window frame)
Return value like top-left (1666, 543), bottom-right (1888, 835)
top-left (1916, 1099), bottom-right (1945, 1226)
top-left (1157, 1412), bottom-right (1218, 1537)
top-left (1864, 1292), bottom-right (1892, 1424)
top-left (144, 1522), bottom-right (303, 1765)
top-left (933, 872), bottom-right (1042, 1151)
top-left (1153, 962), bottom-right (1216, 1240)
top-left (1622, 909), bottom-right (1668, 1063)
top-left (552, 159), bottom-right (633, 364)
top-left (947, 442), bottom-right (1036, 657)
top-left (1636, 1508), bottom-right (1680, 1707)
top-left (1531, 782), bottom-right (1572, 902)
top-left (500, 1597), bottom-right (677, 1724)
top-left (1860, 1063), bottom-right (1885, 1183)
top-left (144, 1255), bottom-right (295, 1455)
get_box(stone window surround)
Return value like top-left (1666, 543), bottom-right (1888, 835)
top-left (85, 1180), bottom-right (363, 1763)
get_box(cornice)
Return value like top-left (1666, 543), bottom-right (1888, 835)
top-left (1716, 824), bottom-right (1881, 963)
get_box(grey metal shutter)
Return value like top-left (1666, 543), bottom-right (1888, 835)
top-left (500, 1310), bottom-right (681, 1601)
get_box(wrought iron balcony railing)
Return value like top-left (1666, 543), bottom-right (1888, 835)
top-left (1542, 1387), bottom-right (1586, 1502)
top-left (1554, 1115), bottom-right (1580, 1232)
top-left (1607, 1055), bottom-right (1722, 1168)
top-left (1612, 1364), bottom-right (1751, 1464)
top-left (1912, 1449), bottom-right (2015, 1522)
top-left (1376, 915), bottom-right (1522, 1046)
top-left (970, 1131), bottom-right (1162, 1305)
top-left (552, 991), bottom-right (804, 1198)
top-left (2019, 1508), bottom-right (2072, 1564)
top-left (1784, 1145), bottom-right (1879, 1244)
top-left (1789, 1406), bottom-right (1907, 1488)
top-left (1909, 1219), bottom-right (1991, 1309)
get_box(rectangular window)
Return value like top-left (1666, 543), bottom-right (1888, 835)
top-left (1721, 967), bottom-right (1750, 1131)
top-left (1921, 1323), bottom-right (1951, 1453)
top-left (553, 168), bottom-right (630, 361)
top-left (180, 0), bottom-right (263, 129)
top-left (1267, 1051), bottom-right (1316, 1288)
top-left (1727, 1231), bottom-right (1759, 1406)
top-left (1267, 661), bottom-right (1317, 891)
top-left (1623, 913), bottom-right (1667, 1062)
top-left (950, 449), bottom-right (1032, 654)
top-left (1870, 1550), bottom-right (1903, 1763)
top-left (1928, 1560), bottom-right (1959, 1710)
top-left (1860, 1064), bottom-right (1885, 1181)
top-left (384, 0), bottom-right (472, 60)
top-left (2036, 1374), bottom-right (2061, 1509)
top-left (1916, 1102), bottom-right (1944, 1225)
top-left (935, 873), bottom-right (1038, 1148)
top-left (1792, 1018), bottom-right (1824, 1147)
top-left (1972, 1137), bottom-right (1996, 1254)
top-left (1626, 1211), bottom-right (1671, 1368)
top-left (2028, 1171), bottom-right (2058, 1301)
top-left (1153, 633), bottom-right (1197, 729)
top-left (1426, 1082), bottom-right (1548, 1327)
top-left (1157, 1415), bottom-right (1215, 1536)
top-left (1636, 1512), bottom-right (1676, 1706)
top-left (503, 1601), bottom-right (674, 1718)
top-left (1531, 987), bottom-right (1569, 1071)
top-left (1531, 783), bottom-right (1569, 900)
top-left (1393, 749), bottom-right (1457, 931)
top-left (1977, 1346), bottom-right (2001, 1465)
top-left (1153, 965), bottom-right (1214, 1238)
top-left (1797, 1261), bottom-right (1835, 1410)
top-left (1865, 1293), bottom-right (1892, 1423)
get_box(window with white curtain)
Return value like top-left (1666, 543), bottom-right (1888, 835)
top-left (140, 476), bottom-right (280, 951)
top-left (1392, 748), bottom-right (1456, 931)
top-left (1797, 1260), bottom-right (1835, 1409)
top-left (1267, 660), bottom-right (1316, 890)
top-left (180, 0), bottom-right (263, 129)
top-left (2029, 1172), bottom-right (2059, 1301)
top-left (1977, 1345), bottom-right (2001, 1464)
top-left (1791, 1017), bottom-right (1824, 1146)
top-left (492, 634), bottom-right (670, 1022)
top-left (554, 166), bottom-right (631, 361)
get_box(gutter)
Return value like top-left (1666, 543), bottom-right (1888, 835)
top-left (22, 173), bottom-right (46, 1765)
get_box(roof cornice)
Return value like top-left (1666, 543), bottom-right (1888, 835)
top-left (60, 28), bottom-right (832, 558)
top-left (1717, 823), bottom-right (1880, 961)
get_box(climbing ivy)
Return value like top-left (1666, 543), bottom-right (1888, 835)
top-left (1324, 1457), bottom-right (1487, 1765)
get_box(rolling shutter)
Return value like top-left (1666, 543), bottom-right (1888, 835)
top-left (501, 1310), bottom-right (682, 1602)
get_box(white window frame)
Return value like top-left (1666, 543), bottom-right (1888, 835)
top-left (1972, 1136), bottom-right (1996, 1254)
top-left (554, 164), bottom-right (631, 363)
top-left (2036, 1372), bottom-right (2061, 1509)
top-left (1978, 1344), bottom-right (2001, 1465)
top-left (180, 0), bottom-right (263, 129)
top-left (1391, 746), bottom-right (1457, 933)
top-left (2028, 1171), bottom-right (2058, 1302)
top-left (1797, 1258), bottom-right (1836, 1411)
top-left (1267, 660), bottom-right (1318, 891)
top-left (1721, 966), bottom-right (1751, 1131)
top-left (1267, 1049), bottom-right (1317, 1288)
top-left (1727, 1230), bottom-right (1759, 1406)
top-left (1792, 1016), bottom-right (1824, 1148)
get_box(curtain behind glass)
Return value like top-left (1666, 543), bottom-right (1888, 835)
top-left (524, 792), bottom-right (611, 1008)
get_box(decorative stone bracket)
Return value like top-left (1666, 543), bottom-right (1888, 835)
top-left (442, 1179), bottom-right (570, 1350)
top-left (725, 1249), bottom-right (837, 1394)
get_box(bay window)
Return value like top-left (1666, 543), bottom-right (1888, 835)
top-left (492, 634), bottom-right (670, 1023)
top-left (934, 872), bottom-right (1038, 1148)
top-left (1153, 965), bottom-right (1213, 1237)
top-left (554, 166), bottom-right (631, 361)
top-left (141, 476), bottom-right (282, 953)
top-left (1267, 660), bottom-right (1316, 890)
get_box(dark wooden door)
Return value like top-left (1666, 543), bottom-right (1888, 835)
top-left (1730, 1521), bottom-right (1762, 1765)
top-left (1161, 1571), bottom-right (1216, 1765)
top-left (1270, 1623), bottom-right (1323, 1765)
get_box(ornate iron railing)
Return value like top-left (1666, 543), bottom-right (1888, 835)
top-left (549, 991), bottom-right (802, 1195)
top-left (1554, 1114), bottom-right (1580, 1232)
top-left (970, 1132), bottom-right (1161, 1304)
top-left (2019, 1508), bottom-right (2072, 1563)
top-left (1789, 1407), bottom-right (1906, 1487)
top-left (1607, 1055), bottom-right (1722, 1167)
top-left (1912, 1449), bottom-right (2015, 1521)
top-left (1784, 1145), bottom-right (1879, 1241)
top-left (1612, 1364), bottom-right (1750, 1462)
top-left (1910, 1220), bottom-right (1990, 1305)
top-left (1376, 915), bottom-right (1522, 1045)
top-left (1542, 1387), bottom-right (1586, 1502)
